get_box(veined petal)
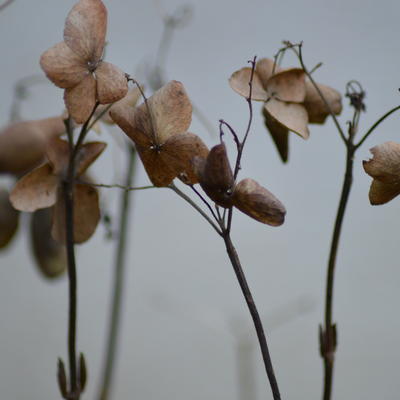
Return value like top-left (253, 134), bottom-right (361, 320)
top-left (363, 142), bottom-right (400, 183)
top-left (368, 179), bottom-right (400, 205)
top-left (40, 42), bottom-right (89, 88)
top-left (10, 164), bottom-right (58, 212)
top-left (264, 99), bottom-right (309, 139)
top-left (266, 68), bottom-right (306, 103)
top-left (229, 67), bottom-right (268, 101)
top-left (64, 0), bottom-right (107, 62)
top-left (95, 61), bottom-right (128, 104)
top-left (64, 74), bottom-right (97, 124)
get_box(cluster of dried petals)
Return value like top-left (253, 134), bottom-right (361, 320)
top-left (363, 142), bottom-right (400, 205)
top-left (229, 58), bottom-right (342, 162)
top-left (40, 0), bottom-right (128, 124)
top-left (10, 137), bottom-right (106, 244)
top-left (0, 116), bottom-right (66, 175)
top-left (193, 143), bottom-right (286, 226)
top-left (110, 80), bottom-right (209, 187)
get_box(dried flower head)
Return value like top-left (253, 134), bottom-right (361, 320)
top-left (0, 116), bottom-right (66, 175)
top-left (40, 0), bottom-right (128, 123)
top-left (110, 80), bottom-right (209, 186)
top-left (363, 141), bottom-right (400, 205)
top-left (194, 143), bottom-right (286, 226)
top-left (10, 138), bottom-right (106, 243)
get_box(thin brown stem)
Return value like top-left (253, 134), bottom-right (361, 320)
top-left (223, 232), bottom-right (281, 400)
top-left (99, 146), bottom-right (137, 400)
top-left (76, 180), bottom-right (154, 192)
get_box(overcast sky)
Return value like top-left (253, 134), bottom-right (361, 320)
top-left (0, 0), bottom-right (400, 399)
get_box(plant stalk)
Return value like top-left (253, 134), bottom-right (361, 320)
top-left (223, 232), bottom-right (281, 400)
top-left (99, 145), bottom-right (137, 400)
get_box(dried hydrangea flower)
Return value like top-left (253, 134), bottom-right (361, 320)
top-left (40, 0), bottom-right (128, 124)
top-left (110, 80), bottom-right (209, 187)
top-left (363, 141), bottom-right (400, 205)
top-left (10, 138), bottom-right (106, 243)
top-left (0, 116), bottom-right (65, 175)
top-left (194, 143), bottom-right (286, 226)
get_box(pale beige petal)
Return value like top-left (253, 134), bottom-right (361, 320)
top-left (52, 184), bottom-right (100, 243)
top-left (0, 189), bottom-right (19, 249)
top-left (304, 81), bottom-right (342, 124)
top-left (10, 164), bottom-right (58, 212)
top-left (110, 101), bottom-right (151, 147)
top-left (40, 42), bottom-right (89, 88)
top-left (233, 178), bottom-right (286, 226)
top-left (75, 141), bottom-right (107, 176)
top-left (368, 179), bottom-right (400, 205)
top-left (95, 62), bottom-right (128, 104)
top-left (266, 68), bottom-right (306, 103)
top-left (256, 58), bottom-right (281, 84)
top-left (0, 117), bottom-right (65, 175)
top-left (229, 67), bottom-right (268, 101)
top-left (161, 132), bottom-right (209, 185)
top-left (135, 80), bottom-right (192, 144)
top-left (64, 0), bottom-right (107, 61)
top-left (31, 208), bottom-right (67, 278)
top-left (264, 99), bottom-right (309, 139)
top-left (262, 108), bottom-right (289, 163)
top-left (363, 142), bottom-right (400, 184)
top-left (64, 74), bottom-right (97, 124)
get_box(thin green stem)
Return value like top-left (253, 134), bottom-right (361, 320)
top-left (99, 146), bottom-right (137, 400)
top-left (355, 105), bottom-right (400, 149)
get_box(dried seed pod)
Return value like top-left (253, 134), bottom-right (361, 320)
top-left (31, 208), bottom-right (67, 278)
top-left (232, 178), bottom-right (286, 226)
top-left (195, 143), bottom-right (234, 207)
top-left (0, 188), bottom-right (19, 249)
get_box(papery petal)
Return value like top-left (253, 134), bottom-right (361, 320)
top-left (304, 81), bottom-right (342, 124)
top-left (64, 0), bottom-right (106, 61)
top-left (95, 62), bottom-right (128, 104)
top-left (262, 108), bottom-right (289, 163)
top-left (256, 58), bottom-right (281, 84)
top-left (368, 179), bottom-right (400, 205)
top-left (10, 164), bottom-right (58, 212)
top-left (0, 117), bottom-right (65, 175)
top-left (0, 189), bottom-right (19, 249)
top-left (229, 67), bottom-right (268, 101)
top-left (266, 68), bottom-right (306, 103)
top-left (232, 178), bottom-right (286, 226)
top-left (75, 141), bottom-right (107, 176)
top-left (363, 142), bottom-right (400, 183)
top-left (40, 42), bottom-right (89, 88)
top-left (64, 74), bottom-right (97, 123)
top-left (161, 132), bottom-right (209, 185)
top-left (52, 184), bottom-right (100, 243)
top-left (135, 80), bottom-right (192, 144)
top-left (31, 208), bottom-right (67, 278)
top-left (110, 100), bottom-right (150, 147)
top-left (45, 137), bottom-right (70, 176)
top-left (264, 99), bottom-right (309, 139)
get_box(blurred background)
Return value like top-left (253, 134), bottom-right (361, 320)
top-left (0, 0), bottom-right (399, 399)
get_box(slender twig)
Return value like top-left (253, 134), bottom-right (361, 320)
top-left (76, 180), bottom-right (154, 192)
top-left (169, 183), bottom-right (222, 235)
top-left (355, 105), bottom-right (400, 149)
top-left (87, 103), bottom-right (113, 133)
top-left (0, 0), bottom-right (14, 11)
top-left (190, 185), bottom-right (220, 223)
top-left (99, 146), bottom-right (137, 400)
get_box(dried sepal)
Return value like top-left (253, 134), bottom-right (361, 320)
top-left (10, 164), bottom-right (58, 212)
top-left (232, 178), bottom-right (286, 226)
top-left (367, 179), bottom-right (400, 205)
top-left (31, 208), bottom-right (67, 278)
top-left (0, 189), bottom-right (19, 249)
top-left (304, 81), bottom-right (342, 124)
top-left (266, 68), bottom-right (306, 103)
top-left (194, 143), bottom-right (234, 207)
top-left (0, 116), bottom-right (65, 175)
top-left (229, 68), bottom-right (268, 101)
top-left (255, 58), bottom-right (280, 83)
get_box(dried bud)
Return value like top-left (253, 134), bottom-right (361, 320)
top-left (232, 178), bottom-right (286, 226)
top-left (0, 189), bottom-right (19, 249)
top-left (31, 208), bottom-right (67, 278)
top-left (78, 353), bottom-right (87, 392)
top-left (57, 358), bottom-right (68, 399)
top-left (195, 143), bottom-right (234, 207)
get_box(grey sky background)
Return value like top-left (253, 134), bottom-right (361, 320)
top-left (0, 0), bottom-right (399, 399)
